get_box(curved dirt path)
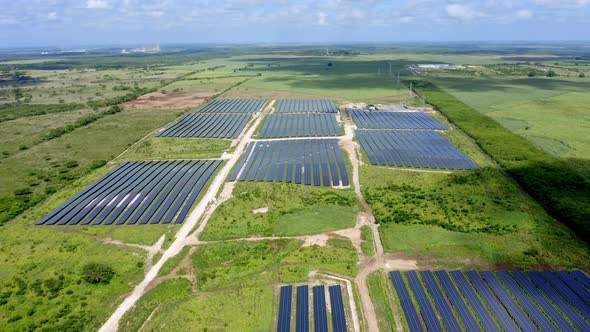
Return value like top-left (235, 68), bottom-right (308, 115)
top-left (98, 101), bottom-right (274, 332)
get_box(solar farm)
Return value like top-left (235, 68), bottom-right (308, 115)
top-left (277, 285), bottom-right (348, 332)
top-left (349, 110), bottom-right (447, 130)
top-left (259, 113), bottom-right (341, 138)
top-left (356, 129), bottom-right (478, 170)
top-left (389, 270), bottom-right (590, 332)
top-left (229, 139), bottom-right (349, 187)
top-left (196, 98), bottom-right (266, 113)
top-left (37, 160), bottom-right (221, 226)
top-left (157, 113), bottom-right (251, 138)
top-left (275, 99), bottom-right (339, 113)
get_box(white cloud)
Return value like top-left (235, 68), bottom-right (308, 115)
top-left (446, 4), bottom-right (484, 20)
top-left (317, 11), bottom-right (327, 25)
top-left (86, 0), bottom-right (111, 9)
top-left (533, 0), bottom-right (590, 8)
top-left (47, 12), bottom-right (58, 20)
top-left (516, 9), bottom-right (532, 19)
top-left (398, 16), bottom-right (415, 23)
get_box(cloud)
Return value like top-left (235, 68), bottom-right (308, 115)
top-left (446, 3), bottom-right (484, 20)
top-left (317, 11), bottom-right (327, 25)
top-left (47, 12), bottom-right (58, 20)
top-left (86, 0), bottom-right (111, 9)
top-left (516, 9), bottom-right (532, 19)
top-left (533, 0), bottom-right (590, 8)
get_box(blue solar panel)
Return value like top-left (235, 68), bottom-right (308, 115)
top-left (296, 286), bottom-right (309, 332)
top-left (405, 271), bottom-right (443, 332)
top-left (495, 271), bottom-right (558, 332)
top-left (278, 286), bottom-right (292, 332)
top-left (329, 286), bottom-right (347, 332)
top-left (434, 271), bottom-right (482, 331)
top-left (350, 110), bottom-right (447, 130)
top-left (313, 286), bottom-right (328, 332)
top-left (571, 270), bottom-right (590, 290)
top-left (259, 114), bottom-right (341, 138)
top-left (196, 98), bottom-right (266, 113)
top-left (540, 271), bottom-right (590, 317)
top-left (158, 113), bottom-right (252, 138)
top-left (525, 271), bottom-right (590, 331)
top-left (389, 271), bottom-right (424, 332)
top-left (275, 99), bottom-right (337, 113)
top-left (37, 160), bottom-right (220, 226)
top-left (231, 139), bottom-right (348, 187)
top-left (480, 271), bottom-right (539, 331)
top-left (419, 271), bottom-right (462, 332)
top-left (449, 271), bottom-right (500, 332)
top-left (356, 130), bottom-right (478, 170)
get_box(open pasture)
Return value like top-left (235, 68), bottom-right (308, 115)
top-left (349, 110), bottom-right (446, 130)
top-left (196, 97), bottom-right (266, 113)
top-left (230, 139), bottom-right (349, 187)
top-left (157, 113), bottom-right (251, 139)
top-left (259, 113), bottom-right (341, 138)
top-left (275, 98), bottom-right (338, 113)
top-left (37, 160), bottom-right (221, 226)
top-left (357, 129), bottom-right (478, 170)
top-left (389, 270), bottom-right (590, 332)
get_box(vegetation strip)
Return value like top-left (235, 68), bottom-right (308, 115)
top-left (411, 80), bottom-right (590, 240)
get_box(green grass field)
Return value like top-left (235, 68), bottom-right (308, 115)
top-left (200, 182), bottom-right (358, 240)
top-left (119, 136), bottom-right (232, 161)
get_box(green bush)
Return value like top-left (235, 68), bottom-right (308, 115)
top-left (81, 263), bottom-right (115, 284)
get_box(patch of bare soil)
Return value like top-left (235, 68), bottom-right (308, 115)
top-left (122, 92), bottom-right (215, 110)
top-left (252, 207), bottom-right (269, 214)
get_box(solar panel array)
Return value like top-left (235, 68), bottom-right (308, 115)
top-left (157, 113), bottom-right (251, 138)
top-left (37, 160), bottom-right (222, 226)
top-left (275, 99), bottom-right (338, 113)
top-left (389, 270), bottom-right (590, 332)
top-left (356, 130), bottom-right (478, 170)
top-left (229, 139), bottom-right (349, 187)
top-left (350, 110), bottom-right (447, 130)
top-left (259, 114), bottom-right (341, 138)
top-left (277, 285), bottom-right (348, 332)
top-left (196, 98), bottom-right (266, 113)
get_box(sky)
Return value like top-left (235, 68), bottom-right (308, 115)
top-left (1, 0), bottom-right (590, 47)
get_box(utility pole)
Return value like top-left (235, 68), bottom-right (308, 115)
top-left (409, 82), bottom-right (413, 97)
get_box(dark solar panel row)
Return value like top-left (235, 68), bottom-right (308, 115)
top-left (196, 98), bottom-right (266, 113)
top-left (259, 113), bottom-right (341, 138)
top-left (329, 286), bottom-right (347, 332)
top-left (36, 160), bottom-right (222, 226)
top-left (313, 286), bottom-right (328, 332)
top-left (278, 286), bottom-right (293, 332)
top-left (296, 286), bottom-right (309, 332)
top-left (356, 129), bottom-right (478, 170)
top-left (157, 113), bottom-right (251, 138)
top-left (388, 270), bottom-right (590, 332)
top-left (229, 139), bottom-right (349, 187)
top-left (275, 99), bottom-right (338, 113)
top-left (350, 110), bottom-right (447, 130)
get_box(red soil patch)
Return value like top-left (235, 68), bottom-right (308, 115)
top-left (122, 92), bottom-right (215, 110)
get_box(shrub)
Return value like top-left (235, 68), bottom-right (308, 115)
top-left (89, 160), bottom-right (107, 170)
top-left (81, 262), bottom-right (115, 284)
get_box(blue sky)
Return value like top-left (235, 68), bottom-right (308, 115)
top-left (1, 0), bottom-right (590, 47)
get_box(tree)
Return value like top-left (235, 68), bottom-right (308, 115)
top-left (527, 71), bottom-right (536, 77)
top-left (327, 62), bottom-right (333, 67)
top-left (580, 73), bottom-right (586, 78)
top-left (82, 262), bottom-right (114, 284)
top-left (546, 70), bottom-right (557, 77)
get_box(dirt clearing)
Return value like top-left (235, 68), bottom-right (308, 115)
top-left (122, 92), bottom-right (215, 110)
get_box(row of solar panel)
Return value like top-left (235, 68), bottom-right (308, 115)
top-left (36, 160), bottom-right (221, 226)
top-left (229, 139), bottom-right (349, 187)
top-left (157, 113), bottom-right (251, 138)
top-left (196, 98), bottom-right (266, 113)
top-left (275, 99), bottom-right (338, 114)
top-left (356, 130), bottom-right (478, 170)
top-left (389, 270), bottom-right (590, 332)
top-left (277, 285), bottom-right (348, 332)
top-left (259, 114), bottom-right (341, 138)
top-left (349, 110), bottom-right (447, 130)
